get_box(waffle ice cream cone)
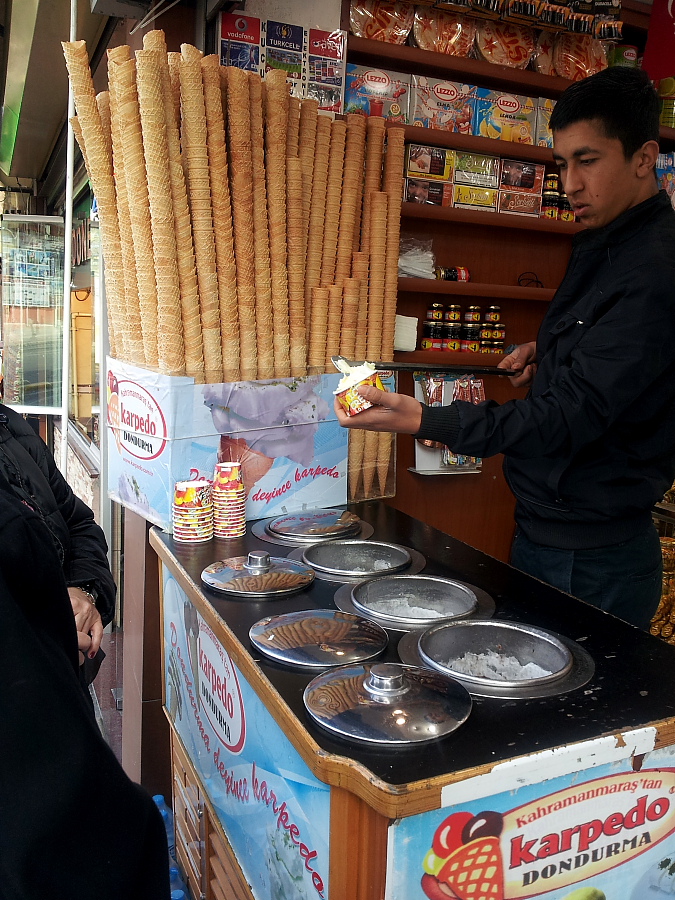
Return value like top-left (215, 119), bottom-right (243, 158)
top-left (304, 114), bottom-right (331, 341)
top-left (320, 119), bottom-right (346, 288)
top-left (360, 117), bottom-right (385, 251)
top-left (308, 286), bottom-right (329, 375)
top-left (286, 155), bottom-right (307, 376)
top-left (335, 116), bottom-right (366, 283)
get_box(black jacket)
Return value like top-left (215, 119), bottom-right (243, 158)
top-left (0, 404), bottom-right (116, 623)
top-left (418, 191), bottom-right (675, 549)
top-left (0, 486), bottom-right (169, 899)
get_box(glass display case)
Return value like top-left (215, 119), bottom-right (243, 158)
top-left (0, 214), bottom-right (64, 411)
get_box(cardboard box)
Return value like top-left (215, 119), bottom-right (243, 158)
top-left (536, 97), bottom-right (556, 148)
top-left (405, 177), bottom-right (454, 206)
top-left (344, 64), bottom-right (410, 122)
top-left (498, 190), bottom-right (543, 216)
top-left (453, 184), bottom-right (498, 211)
top-left (473, 89), bottom-right (537, 144)
top-left (453, 152), bottom-right (500, 188)
top-left (105, 359), bottom-right (350, 531)
top-left (406, 144), bottom-right (455, 180)
top-left (499, 159), bottom-right (545, 194)
top-left (409, 75), bottom-right (476, 133)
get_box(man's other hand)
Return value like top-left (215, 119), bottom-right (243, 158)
top-left (498, 341), bottom-right (537, 388)
top-left (334, 386), bottom-right (423, 434)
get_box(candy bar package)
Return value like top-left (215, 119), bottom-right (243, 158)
top-left (345, 64), bottom-right (410, 121)
top-left (412, 7), bottom-right (478, 55)
top-left (475, 20), bottom-right (535, 69)
top-left (406, 144), bottom-right (456, 181)
top-left (553, 32), bottom-right (607, 81)
top-left (498, 159), bottom-right (545, 194)
top-left (409, 76), bottom-right (476, 133)
top-left (535, 96), bottom-right (556, 148)
top-left (473, 88), bottom-right (537, 144)
top-left (498, 190), bottom-right (542, 216)
top-left (405, 177), bottom-right (454, 206)
top-left (349, 0), bottom-right (415, 44)
top-left (453, 184), bottom-right (498, 211)
top-left (453, 152), bottom-right (499, 188)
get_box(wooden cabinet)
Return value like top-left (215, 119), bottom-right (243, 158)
top-left (341, 0), bottom-right (671, 561)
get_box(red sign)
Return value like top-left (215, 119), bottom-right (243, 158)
top-left (642, 0), bottom-right (675, 82)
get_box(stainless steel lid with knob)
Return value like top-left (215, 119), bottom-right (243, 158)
top-left (267, 509), bottom-right (362, 542)
top-left (249, 609), bottom-right (388, 668)
top-left (301, 539), bottom-right (413, 577)
top-left (201, 551), bottom-right (314, 597)
top-left (303, 661), bottom-right (472, 744)
top-left (419, 620), bottom-right (574, 689)
top-left (351, 575), bottom-right (478, 628)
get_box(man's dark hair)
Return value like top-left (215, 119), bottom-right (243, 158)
top-left (549, 67), bottom-right (660, 158)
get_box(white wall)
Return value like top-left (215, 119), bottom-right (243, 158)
top-left (242, 0), bottom-right (342, 31)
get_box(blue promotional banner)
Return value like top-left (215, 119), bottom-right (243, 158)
top-left (163, 570), bottom-right (331, 900)
top-left (387, 747), bottom-right (675, 900)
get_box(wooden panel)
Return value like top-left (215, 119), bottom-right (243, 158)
top-left (207, 825), bottom-right (255, 900)
top-left (402, 202), bottom-right (582, 235)
top-left (329, 787), bottom-right (389, 900)
top-left (392, 121), bottom-right (554, 163)
top-left (399, 278), bottom-right (555, 302)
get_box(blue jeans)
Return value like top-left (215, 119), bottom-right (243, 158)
top-left (510, 526), bottom-right (663, 631)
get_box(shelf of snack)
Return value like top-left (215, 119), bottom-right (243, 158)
top-left (398, 277), bottom-right (555, 301)
top-left (401, 201), bottom-right (581, 231)
top-left (390, 120), bottom-right (556, 162)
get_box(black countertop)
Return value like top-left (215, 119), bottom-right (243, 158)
top-left (154, 501), bottom-right (675, 788)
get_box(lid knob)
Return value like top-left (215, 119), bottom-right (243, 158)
top-left (364, 663), bottom-right (409, 698)
top-left (245, 551), bottom-right (271, 573)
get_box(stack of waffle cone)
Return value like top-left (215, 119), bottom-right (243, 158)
top-left (308, 287), bottom-right (330, 375)
top-left (304, 114), bottom-right (331, 343)
top-left (247, 71), bottom-right (273, 380)
top-left (320, 120), bottom-right (346, 288)
top-left (335, 116), bottom-right (366, 284)
top-left (286, 96), bottom-right (301, 158)
top-left (143, 31), bottom-right (204, 382)
top-left (348, 251), bottom-right (370, 500)
top-left (376, 126), bottom-right (406, 495)
top-left (180, 44), bottom-right (223, 384)
top-left (201, 56), bottom-right (240, 383)
top-left (325, 283), bottom-right (343, 371)
top-left (136, 49), bottom-right (186, 376)
top-left (225, 66), bottom-right (258, 381)
top-left (360, 117), bottom-right (386, 252)
top-left (298, 99), bottom-right (319, 286)
top-left (62, 40), bottom-right (125, 360)
top-left (264, 69), bottom-right (291, 378)
top-left (109, 55), bottom-right (159, 369)
top-left (286, 156), bottom-right (307, 376)
top-left (362, 191), bottom-right (388, 498)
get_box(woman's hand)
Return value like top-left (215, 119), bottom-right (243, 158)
top-left (77, 631), bottom-right (93, 666)
top-left (68, 587), bottom-right (103, 659)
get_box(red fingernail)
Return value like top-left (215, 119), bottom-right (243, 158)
top-left (89, 651), bottom-right (96, 659)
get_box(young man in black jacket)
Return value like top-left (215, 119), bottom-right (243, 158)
top-left (336, 67), bottom-right (675, 630)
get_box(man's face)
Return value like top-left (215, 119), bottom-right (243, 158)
top-left (552, 119), bottom-right (653, 229)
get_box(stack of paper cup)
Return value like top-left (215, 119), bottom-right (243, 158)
top-left (212, 462), bottom-right (246, 539)
top-left (172, 479), bottom-right (213, 543)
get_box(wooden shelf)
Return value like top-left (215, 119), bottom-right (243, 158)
top-left (620, 0), bottom-right (651, 31)
top-left (661, 126), bottom-right (675, 147)
top-left (401, 201), bottom-right (582, 233)
top-left (348, 35), bottom-right (572, 99)
top-left (398, 277), bottom-right (556, 302)
top-left (387, 121), bottom-right (554, 163)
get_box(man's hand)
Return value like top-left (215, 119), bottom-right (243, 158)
top-left (68, 587), bottom-right (103, 659)
top-left (334, 386), bottom-right (423, 434)
top-left (498, 341), bottom-right (537, 388)
top-left (77, 631), bottom-right (92, 666)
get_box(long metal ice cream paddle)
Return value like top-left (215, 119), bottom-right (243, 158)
top-left (331, 355), bottom-right (523, 377)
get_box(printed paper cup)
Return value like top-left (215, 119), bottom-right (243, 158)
top-left (335, 372), bottom-right (385, 416)
top-left (174, 479), bottom-right (213, 509)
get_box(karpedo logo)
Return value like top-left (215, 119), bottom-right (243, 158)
top-left (107, 371), bottom-right (167, 460)
top-left (198, 621), bottom-right (246, 753)
top-left (420, 770), bottom-right (675, 900)
top-left (364, 68), bottom-right (391, 90)
top-left (497, 94), bottom-right (521, 114)
top-left (432, 82), bottom-right (459, 103)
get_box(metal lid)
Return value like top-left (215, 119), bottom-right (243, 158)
top-left (302, 539), bottom-right (412, 577)
top-left (266, 509), bottom-right (362, 542)
top-left (351, 575), bottom-right (478, 628)
top-left (201, 551), bottom-right (314, 597)
top-left (419, 619), bottom-right (574, 689)
top-left (304, 662), bottom-right (472, 744)
top-left (249, 609), bottom-right (388, 668)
